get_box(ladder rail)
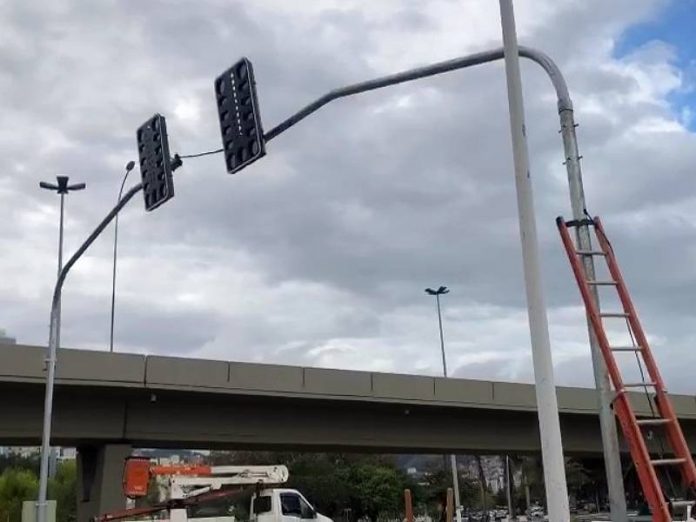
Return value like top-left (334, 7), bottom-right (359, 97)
top-left (593, 217), bottom-right (696, 490)
top-left (613, 394), bottom-right (672, 520)
top-left (592, 218), bottom-right (666, 391)
top-left (557, 217), bottom-right (672, 520)
top-left (556, 218), bottom-right (627, 392)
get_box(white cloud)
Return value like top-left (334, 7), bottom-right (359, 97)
top-left (0, 0), bottom-right (694, 395)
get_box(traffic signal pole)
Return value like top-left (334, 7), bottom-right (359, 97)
top-left (36, 183), bottom-right (143, 522)
top-left (259, 45), bottom-right (625, 520)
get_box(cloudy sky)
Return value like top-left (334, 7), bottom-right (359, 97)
top-left (1, 0), bottom-right (695, 393)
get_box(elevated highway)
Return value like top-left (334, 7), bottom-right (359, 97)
top-left (2, 343), bottom-right (695, 454)
top-left (3, 343), bottom-right (695, 522)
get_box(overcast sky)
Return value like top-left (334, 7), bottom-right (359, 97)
top-left (1, 0), bottom-right (694, 393)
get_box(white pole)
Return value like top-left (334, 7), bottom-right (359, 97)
top-left (48, 193), bottom-right (65, 479)
top-left (498, 1), bottom-right (570, 521)
top-left (434, 293), bottom-right (462, 522)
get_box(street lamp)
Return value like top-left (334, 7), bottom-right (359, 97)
top-left (39, 176), bottom-right (87, 282)
top-left (109, 161), bottom-right (136, 352)
top-left (38, 175), bottom-right (85, 478)
top-left (425, 286), bottom-right (450, 376)
top-left (424, 286), bottom-right (461, 522)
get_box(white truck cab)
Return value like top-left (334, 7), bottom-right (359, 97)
top-left (251, 488), bottom-right (332, 522)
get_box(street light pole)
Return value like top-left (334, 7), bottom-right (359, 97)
top-left (425, 286), bottom-right (461, 522)
top-left (36, 183), bottom-right (143, 522)
top-left (109, 161), bottom-right (136, 352)
top-left (498, 1), bottom-right (569, 520)
top-left (435, 292), bottom-right (448, 376)
top-left (38, 175), bottom-right (86, 478)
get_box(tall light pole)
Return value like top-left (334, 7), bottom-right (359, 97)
top-left (109, 161), bottom-right (136, 352)
top-left (36, 114), bottom-right (175, 522)
top-left (425, 286), bottom-right (461, 522)
top-left (498, 1), bottom-right (569, 520)
top-left (38, 175), bottom-right (85, 477)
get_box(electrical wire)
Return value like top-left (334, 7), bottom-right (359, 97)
top-left (177, 148), bottom-right (223, 159)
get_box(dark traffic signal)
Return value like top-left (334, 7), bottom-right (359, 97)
top-left (136, 114), bottom-right (175, 211)
top-left (215, 57), bottom-right (265, 174)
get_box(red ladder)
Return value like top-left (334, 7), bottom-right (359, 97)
top-left (557, 215), bottom-right (696, 521)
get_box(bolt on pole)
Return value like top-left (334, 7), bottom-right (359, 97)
top-left (498, 1), bottom-right (570, 520)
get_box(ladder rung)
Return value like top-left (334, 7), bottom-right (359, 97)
top-left (611, 346), bottom-right (642, 352)
top-left (565, 218), bottom-right (594, 228)
top-left (575, 250), bottom-right (606, 256)
top-left (600, 312), bottom-right (630, 318)
top-left (670, 500), bottom-right (696, 509)
top-left (622, 382), bottom-right (656, 388)
top-left (636, 418), bottom-right (671, 426)
top-left (587, 280), bottom-right (618, 286)
top-left (651, 458), bottom-right (686, 466)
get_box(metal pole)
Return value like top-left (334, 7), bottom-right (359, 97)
top-left (559, 108), bottom-right (627, 520)
top-left (48, 193), bottom-right (66, 479)
top-left (498, 2), bottom-right (569, 521)
top-left (262, 42), bottom-right (624, 517)
top-left (431, 291), bottom-right (462, 522)
top-left (505, 456), bottom-right (514, 519)
top-left (477, 456), bottom-right (487, 518)
top-left (109, 165), bottom-right (134, 352)
top-left (109, 211), bottom-right (120, 352)
top-left (36, 183), bottom-right (143, 522)
top-left (436, 294), bottom-right (448, 377)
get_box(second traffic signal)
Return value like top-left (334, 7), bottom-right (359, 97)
top-left (136, 114), bottom-right (175, 211)
top-left (215, 57), bottom-right (265, 174)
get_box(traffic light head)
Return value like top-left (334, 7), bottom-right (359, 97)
top-left (136, 114), bottom-right (175, 211)
top-left (215, 57), bottom-right (265, 174)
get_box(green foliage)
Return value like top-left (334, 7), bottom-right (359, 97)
top-left (349, 462), bottom-right (405, 521)
top-left (48, 461), bottom-right (77, 522)
top-left (206, 452), bottom-right (412, 521)
top-left (285, 454), bottom-right (351, 517)
top-left (0, 456), bottom-right (40, 477)
top-left (0, 468), bottom-right (39, 522)
top-left (564, 458), bottom-right (591, 494)
top-left (0, 458), bottom-right (76, 522)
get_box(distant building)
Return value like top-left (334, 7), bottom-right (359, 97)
top-left (57, 447), bottom-right (77, 461)
top-left (0, 328), bottom-right (16, 345)
top-left (6, 447), bottom-right (40, 458)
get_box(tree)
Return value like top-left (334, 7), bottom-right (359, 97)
top-left (286, 454), bottom-right (351, 518)
top-left (49, 461), bottom-right (77, 522)
top-left (564, 458), bottom-right (591, 509)
top-left (0, 456), bottom-right (39, 476)
top-left (0, 468), bottom-right (39, 522)
top-left (349, 463), bottom-right (405, 521)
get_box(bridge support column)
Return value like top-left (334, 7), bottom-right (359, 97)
top-left (76, 444), bottom-right (132, 522)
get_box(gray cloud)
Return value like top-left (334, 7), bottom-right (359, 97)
top-left (1, 0), bottom-right (694, 394)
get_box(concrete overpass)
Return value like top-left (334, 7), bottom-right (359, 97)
top-left (2, 343), bottom-right (696, 453)
top-left (1, 343), bottom-right (695, 521)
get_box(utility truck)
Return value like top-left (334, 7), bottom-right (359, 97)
top-left (94, 459), bottom-right (332, 522)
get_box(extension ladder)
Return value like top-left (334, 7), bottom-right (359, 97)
top-left (557, 215), bottom-right (696, 521)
